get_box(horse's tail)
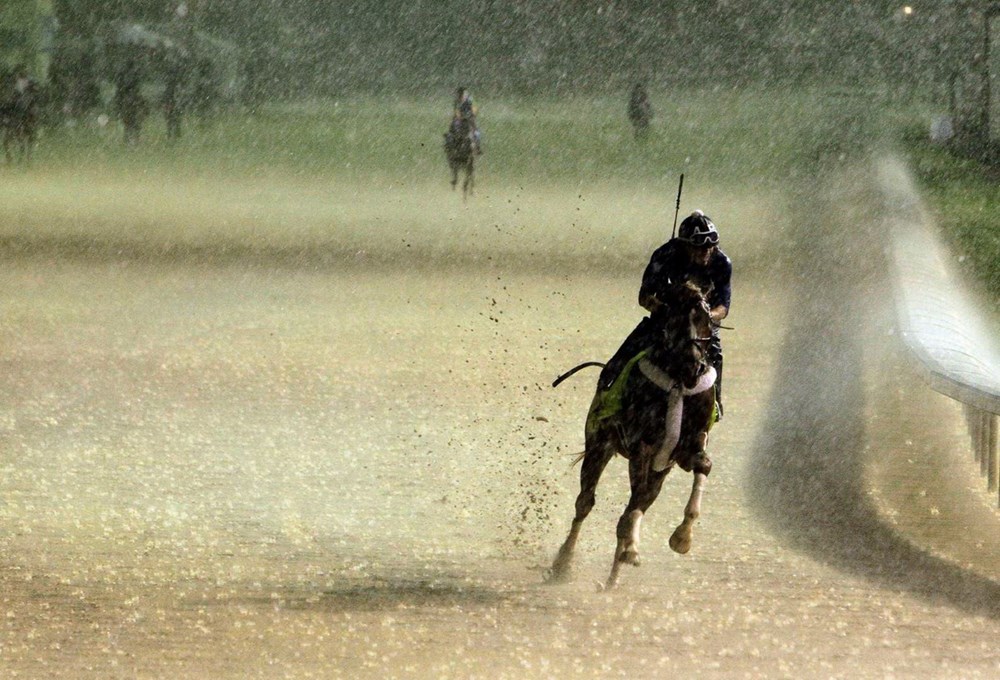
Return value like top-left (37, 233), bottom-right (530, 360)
top-left (552, 361), bottom-right (605, 388)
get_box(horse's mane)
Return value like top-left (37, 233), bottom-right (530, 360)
top-left (667, 281), bottom-right (705, 307)
top-left (649, 281), bottom-right (711, 388)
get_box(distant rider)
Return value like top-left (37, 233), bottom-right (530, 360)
top-left (115, 58), bottom-right (147, 146)
top-left (453, 86), bottom-right (482, 154)
top-left (599, 211), bottom-right (732, 418)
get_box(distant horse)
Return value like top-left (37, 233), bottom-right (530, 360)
top-left (1, 89), bottom-right (39, 165)
top-left (443, 117), bottom-right (475, 198)
top-left (548, 282), bottom-right (718, 590)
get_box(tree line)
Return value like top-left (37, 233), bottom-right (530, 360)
top-left (53, 1), bottom-right (956, 96)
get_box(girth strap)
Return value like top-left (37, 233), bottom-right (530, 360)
top-left (637, 361), bottom-right (716, 472)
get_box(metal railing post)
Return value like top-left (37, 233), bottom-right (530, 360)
top-left (980, 410), bottom-right (990, 475)
top-left (969, 406), bottom-right (983, 468)
top-left (988, 413), bottom-right (998, 499)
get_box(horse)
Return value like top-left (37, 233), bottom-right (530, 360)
top-left (443, 117), bottom-right (475, 198)
top-left (1, 89), bottom-right (39, 165)
top-left (547, 282), bottom-right (718, 590)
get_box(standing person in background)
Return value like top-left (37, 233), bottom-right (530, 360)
top-left (115, 58), bottom-right (147, 147)
top-left (162, 56), bottom-right (185, 143)
top-left (628, 82), bottom-right (652, 140)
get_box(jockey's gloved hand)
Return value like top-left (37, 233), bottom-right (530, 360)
top-left (644, 293), bottom-right (665, 315)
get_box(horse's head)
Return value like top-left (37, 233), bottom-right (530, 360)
top-left (650, 282), bottom-right (713, 388)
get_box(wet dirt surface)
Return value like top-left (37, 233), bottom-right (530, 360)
top-left (0, 256), bottom-right (997, 679)
top-left (1, 168), bottom-right (999, 678)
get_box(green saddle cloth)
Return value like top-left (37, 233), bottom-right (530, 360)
top-left (586, 351), bottom-right (718, 437)
top-left (586, 350), bottom-right (649, 436)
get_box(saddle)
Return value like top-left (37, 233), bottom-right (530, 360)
top-left (587, 349), bottom-right (717, 470)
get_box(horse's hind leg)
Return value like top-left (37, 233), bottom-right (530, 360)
top-left (547, 437), bottom-right (614, 584)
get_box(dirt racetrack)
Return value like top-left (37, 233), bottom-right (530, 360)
top-left (1, 161), bottom-right (999, 679)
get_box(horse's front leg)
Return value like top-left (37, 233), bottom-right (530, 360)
top-left (669, 432), bottom-right (711, 555)
top-left (669, 472), bottom-right (706, 554)
top-left (463, 161), bottom-right (474, 199)
top-left (605, 508), bottom-right (642, 590)
top-left (606, 450), bottom-right (668, 590)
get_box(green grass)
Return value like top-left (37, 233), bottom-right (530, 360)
top-left (5, 87), bottom-right (954, 278)
top-left (901, 129), bottom-right (1000, 304)
top-left (29, 87), bottom-right (891, 188)
top-left (6, 88), bottom-right (995, 304)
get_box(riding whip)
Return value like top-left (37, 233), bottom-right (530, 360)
top-left (671, 174), bottom-right (684, 239)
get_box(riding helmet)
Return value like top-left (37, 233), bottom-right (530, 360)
top-left (677, 210), bottom-right (719, 247)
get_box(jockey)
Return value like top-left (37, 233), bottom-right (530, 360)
top-left (599, 210), bottom-right (732, 418)
top-left (453, 86), bottom-right (482, 154)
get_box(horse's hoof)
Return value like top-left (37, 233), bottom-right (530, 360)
top-left (669, 530), bottom-right (692, 555)
top-left (620, 549), bottom-right (641, 566)
top-left (543, 567), bottom-right (570, 585)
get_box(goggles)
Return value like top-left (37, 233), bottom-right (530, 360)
top-left (684, 231), bottom-right (719, 248)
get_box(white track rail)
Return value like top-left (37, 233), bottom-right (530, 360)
top-left (879, 158), bottom-right (1000, 506)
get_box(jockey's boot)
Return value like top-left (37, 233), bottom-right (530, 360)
top-left (711, 354), bottom-right (724, 421)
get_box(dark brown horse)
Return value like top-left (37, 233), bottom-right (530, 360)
top-left (443, 117), bottom-right (475, 198)
top-left (1, 85), bottom-right (40, 165)
top-left (548, 282), bottom-right (718, 589)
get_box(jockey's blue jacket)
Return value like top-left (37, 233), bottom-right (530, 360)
top-left (639, 238), bottom-right (732, 318)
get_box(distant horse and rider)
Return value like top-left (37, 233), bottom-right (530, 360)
top-left (1, 66), bottom-right (41, 165)
top-left (444, 115), bottom-right (475, 198)
top-left (443, 86), bottom-right (482, 198)
top-left (547, 281), bottom-right (720, 590)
